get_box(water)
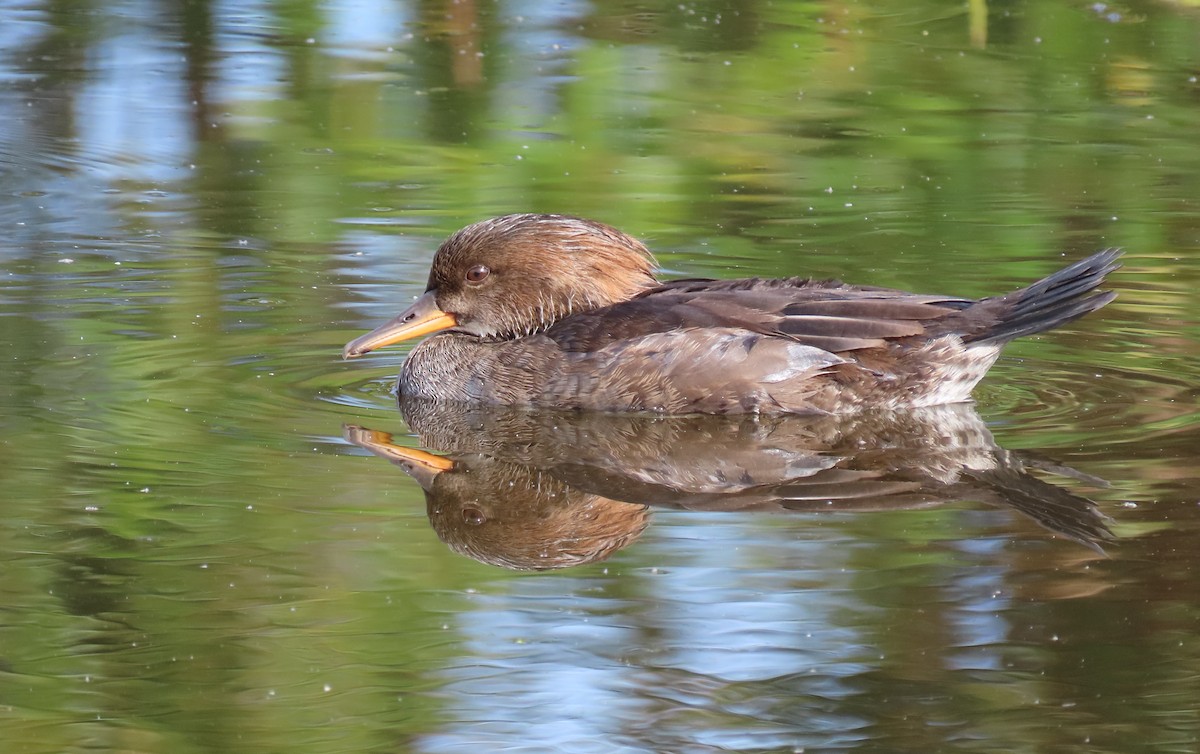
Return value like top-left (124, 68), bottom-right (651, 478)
top-left (1, 1), bottom-right (1199, 752)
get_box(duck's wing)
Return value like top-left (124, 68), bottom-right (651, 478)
top-left (545, 277), bottom-right (973, 354)
top-left (546, 247), bottom-right (1120, 355)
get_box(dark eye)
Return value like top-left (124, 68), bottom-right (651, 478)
top-left (465, 265), bottom-right (490, 284)
top-left (462, 506), bottom-right (486, 525)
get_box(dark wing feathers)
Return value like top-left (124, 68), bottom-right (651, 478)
top-left (549, 278), bottom-right (967, 354)
top-left (776, 314), bottom-right (926, 339)
top-left (546, 251), bottom-right (1117, 356)
top-left (781, 298), bottom-right (964, 320)
top-left (659, 282), bottom-right (977, 353)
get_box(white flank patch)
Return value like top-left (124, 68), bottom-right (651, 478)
top-left (761, 343), bottom-right (846, 383)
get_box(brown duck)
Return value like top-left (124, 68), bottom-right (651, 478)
top-left (342, 400), bottom-right (1114, 569)
top-left (343, 214), bottom-right (1119, 414)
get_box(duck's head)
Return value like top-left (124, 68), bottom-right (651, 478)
top-left (343, 214), bottom-right (658, 358)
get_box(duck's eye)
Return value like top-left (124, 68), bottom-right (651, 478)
top-left (462, 506), bottom-right (486, 525)
top-left (465, 265), bottom-right (491, 284)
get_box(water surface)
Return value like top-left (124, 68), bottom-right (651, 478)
top-left (2, 1), bottom-right (1199, 752)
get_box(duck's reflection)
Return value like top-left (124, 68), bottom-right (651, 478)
top-left (345, 400), bottom-right (1112, 570)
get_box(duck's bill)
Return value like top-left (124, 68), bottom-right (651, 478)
top-left (342, 424), bottom-right (454, 490)
top-left (343, 290), bottom-right (457, 359)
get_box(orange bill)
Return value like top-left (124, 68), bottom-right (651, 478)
top-left (342, 424), bottom-right (454, 490)
top-left (343, 290), bottom-right (456, 359)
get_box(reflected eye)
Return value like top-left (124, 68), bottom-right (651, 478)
top-left (462, 506), bottom-right (486, 525)
top-left (465, 265), bottom-right (490, 284)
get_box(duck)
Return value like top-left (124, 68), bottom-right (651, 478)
top-left (343, 214), bottom-right (1119, 414)
top-left (343, 400), bottom-right (1113, 570)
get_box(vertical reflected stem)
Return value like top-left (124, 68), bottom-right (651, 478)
top-left (969, 0), bottom-right (987, 49)
top-left (447, 0), bottom-right (483, 87)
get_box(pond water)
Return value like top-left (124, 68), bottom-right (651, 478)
top-left (2, 1), bottom-right (1199, 752)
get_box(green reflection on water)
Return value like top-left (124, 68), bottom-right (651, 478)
top-left (1, 0), bottom-right (1199, 752)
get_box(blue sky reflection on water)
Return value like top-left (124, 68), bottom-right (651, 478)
top-left (418, 518), bottom-right (1052, 751)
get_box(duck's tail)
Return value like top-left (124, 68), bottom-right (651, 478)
top-left (965, 249), bottom-right (1121, 346)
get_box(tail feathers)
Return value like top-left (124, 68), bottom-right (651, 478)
top-left (967, 249), bottom-right (1121, 346)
